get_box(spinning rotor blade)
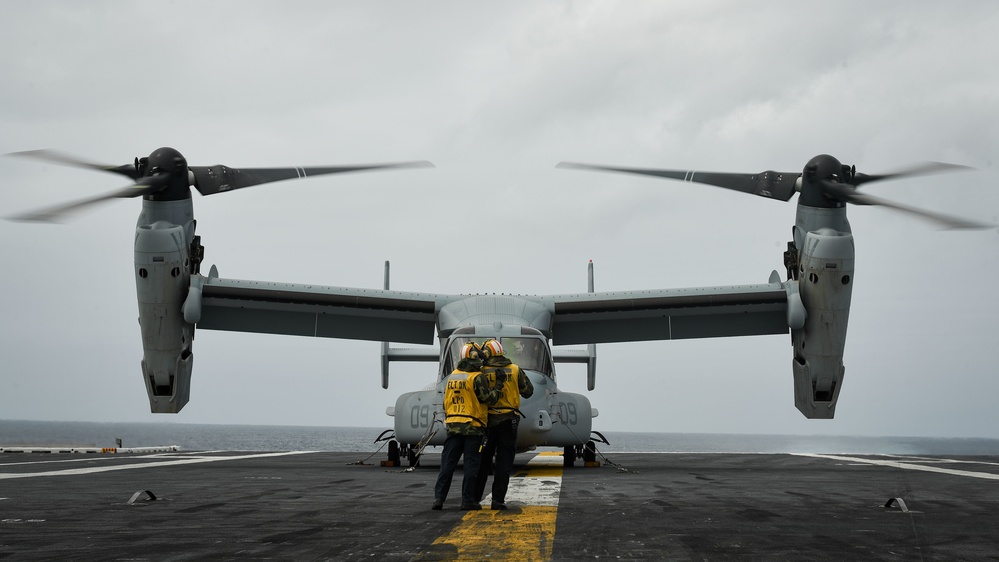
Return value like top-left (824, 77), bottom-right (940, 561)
top-left (8, 175), bottom-right (170, 223)
top-left (556, 161), bottom-right (800, 201)
top-left (819, 181), bottom-right (992, 230)
top-left (190, 160), bottom-right (435, 195)
top-left (850, 161), bottom-right (972, 187)
top-left (7, 146), bottom-right (435, 222)
top-left (9, 149), bottom-right (141, 180)
top-left (559, 156), bottom-right (992, 230)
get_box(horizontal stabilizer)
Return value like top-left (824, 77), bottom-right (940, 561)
top-left (553, 345), bottom-right (598, 390)
top-left (381, 344), bottom-right (439, 389)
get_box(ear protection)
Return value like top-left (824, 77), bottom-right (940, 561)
top-left (481, 339), bottom-right (505, 358)
top-left (460, 341), bottom-right (482, 360)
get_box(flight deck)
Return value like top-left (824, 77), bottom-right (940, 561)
top-left (2, 450), bottom-right (998, 560)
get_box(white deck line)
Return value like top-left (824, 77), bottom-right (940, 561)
top-left (486, 452), bottom-right (563, 507)
top-left (0, 451), bottom-right (317, 480)
top-left (794, 453), bottom-right (999, 481)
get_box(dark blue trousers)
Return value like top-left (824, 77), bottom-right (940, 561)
top-left (475, 419), bottom-right (518, 503)
top-left (434, 433), bottom-right (484, 506)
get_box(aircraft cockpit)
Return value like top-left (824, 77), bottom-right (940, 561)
top-left (439, 331), bottom-right (555, 382)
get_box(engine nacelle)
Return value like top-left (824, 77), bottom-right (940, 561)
top-left (791, 228), bottom-right (854, 418)
top-left (135, 220), bottom-right (194, 413)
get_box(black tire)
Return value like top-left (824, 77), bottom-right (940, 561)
top-left (563, 445), bottom-right (576, 468)
top-left (388, 440), bottom-right (400, 464)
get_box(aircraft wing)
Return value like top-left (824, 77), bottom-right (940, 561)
top-left (195, 272), bottom-right (790, 346)
top-left (196, 275), bottom-right (448, 345)
top-left (543, 281), bottom-right (789, 345)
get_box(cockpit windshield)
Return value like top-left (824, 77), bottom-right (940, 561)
top-left (442, 336), bottom-right (554, 380)
top-left (501, 337), bottom-right (548, 373)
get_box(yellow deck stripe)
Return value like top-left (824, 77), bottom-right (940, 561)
top-left (425, 452), bottom-right (564, 561)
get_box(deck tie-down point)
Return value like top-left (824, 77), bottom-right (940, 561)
top-left (883, 497), bottom-right (909, 513)
top-left (127, 490), bottom-right (158, 505)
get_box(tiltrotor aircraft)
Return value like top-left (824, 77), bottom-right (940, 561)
top-left (8, 148), bottom-right (989, 466)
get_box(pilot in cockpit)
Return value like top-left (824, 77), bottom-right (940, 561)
top-left (506, 337), bottom-right (540, 371)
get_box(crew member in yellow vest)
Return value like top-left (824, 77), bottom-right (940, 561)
top-left (432, 342), bottom-right (505, 511)
top-left (474, 339), bottom-right (534, 510)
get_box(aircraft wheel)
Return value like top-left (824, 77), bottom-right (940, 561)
top-left (408, 448), bottom-right (420, 467)
top-left (563, 445), bottom-right (576, 468)
top-left (583, 440), bottom-right (596, 463)
top-left (388, 440), bottom-right (400, 464)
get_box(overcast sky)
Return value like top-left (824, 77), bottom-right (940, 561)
top-left (2, 1), bottom-right (997, 439)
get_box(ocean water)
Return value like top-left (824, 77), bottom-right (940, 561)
top-left (2, 420), bottom-right (999, 456)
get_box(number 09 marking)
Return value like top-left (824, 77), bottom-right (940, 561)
top-left (557, 401), bottom-right (577, 425)
top-left (410, 405), bottom-right (431, 428)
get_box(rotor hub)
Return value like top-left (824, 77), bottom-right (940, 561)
top-left (799, 154), bottom-right (846, 209)
top-left (144, 147), bottom-right (192, 202)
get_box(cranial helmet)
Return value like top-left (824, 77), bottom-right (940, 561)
top-left (460, 342), bottom-right (482, 360)
top-left (481, 339), bottom-right (505, 358)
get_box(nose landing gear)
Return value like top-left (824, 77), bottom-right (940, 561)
top-left (563, 431), bottom-right (608, 467)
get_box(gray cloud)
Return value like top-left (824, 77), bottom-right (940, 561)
top-left (1, 1), bottom-right (997, 438)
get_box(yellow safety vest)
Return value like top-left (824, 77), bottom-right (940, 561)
top-left (482, 364), bottom-right (522, 416)
top-left (444, 370), bottom-right (487, 428)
